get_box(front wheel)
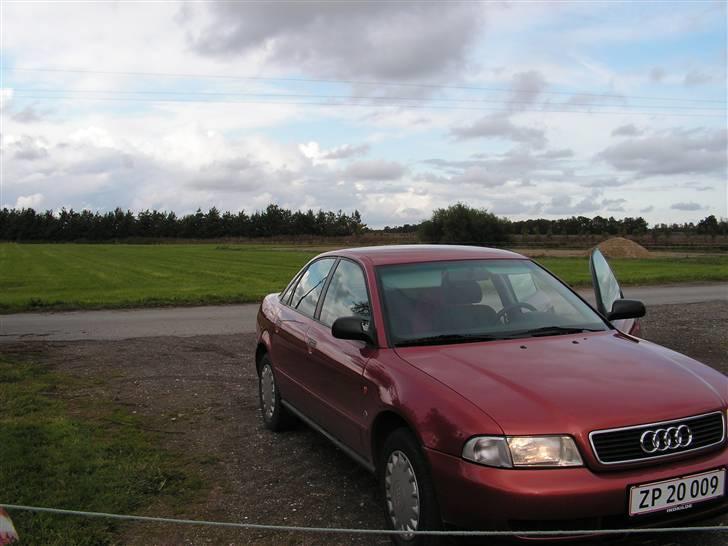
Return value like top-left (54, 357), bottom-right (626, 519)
top-left (258, 355), bottom-right (294, 431)
top-left (379, 428), bottom-right (443, 546)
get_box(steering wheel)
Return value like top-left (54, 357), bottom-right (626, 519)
top-left (496, 302), bottom-right (538, 324)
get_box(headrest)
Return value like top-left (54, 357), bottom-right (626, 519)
top-left (442, 279), bottom-right (482, 304)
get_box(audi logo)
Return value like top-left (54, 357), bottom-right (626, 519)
top-left (639, 425), bottom-right (693, 453)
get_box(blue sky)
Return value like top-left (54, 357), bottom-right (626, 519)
top-left (1, 1), bottom-right (725, 227)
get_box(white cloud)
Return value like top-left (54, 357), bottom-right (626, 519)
top-left (671, 201), bottom-right (704, 211)
top-left (450, 114), bottom-right (547, 149)
top-left (344, 160), bottom-right (407, 181)
top-left (14, 193), bottom-right (44, 209)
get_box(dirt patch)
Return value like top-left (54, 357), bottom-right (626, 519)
top-left (1, 302), bottom-right (726, 545)
top-left (595, 237), bottom-right (652, 259)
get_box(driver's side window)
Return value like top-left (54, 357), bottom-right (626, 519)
top-left (319, 260), bottom-right (371, 327)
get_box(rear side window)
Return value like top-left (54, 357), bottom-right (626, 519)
top-left (280, 276), bottom-right (298, 304)
top-left (319, 260), bottom-right (371, 327)
top-left (290, 258), bottom-right (336, 318)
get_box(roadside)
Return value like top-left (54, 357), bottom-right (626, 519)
top-left (0, 301), bottom-right (726, 545)
top-left (1, 282), bottom-right (726, 342)
top-left (0, 351), bottom-right (204, 545)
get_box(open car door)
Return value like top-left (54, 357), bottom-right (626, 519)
top-left (589, 248), bottom-right (641, 336)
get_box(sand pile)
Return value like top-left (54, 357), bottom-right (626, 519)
top-left (594, 237), bottom-right (652, 258)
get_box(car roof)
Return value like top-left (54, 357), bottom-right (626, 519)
top-left (320, 244), bottom-right (527, 266)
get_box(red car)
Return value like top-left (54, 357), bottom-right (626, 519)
top-left (254, 245), bottom-right (727, 543)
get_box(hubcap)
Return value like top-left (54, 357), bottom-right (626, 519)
top-left (260, 364), bottom-right (276, 420)
top-left (385, 450), bottom-right (420, 539)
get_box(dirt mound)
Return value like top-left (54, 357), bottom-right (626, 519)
top-left (595, 237), bottom-right (652, 258)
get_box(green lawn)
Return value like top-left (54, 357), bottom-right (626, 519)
top-left (537, 256), bottom-right (728, 287)
top-left (1, 243), bottom-right (726, 313)
top-left (0, 356), bottom-right (202, 545)
top-left (0, 243), bottom-right (317, 312)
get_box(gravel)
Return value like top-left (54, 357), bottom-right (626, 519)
top-left (1, 301), bottom-right (726, 545)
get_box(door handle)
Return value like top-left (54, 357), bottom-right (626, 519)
top-left (274, 317), bottom-right (282, 333)
top-left (306, 335), bottom-right (317, 352)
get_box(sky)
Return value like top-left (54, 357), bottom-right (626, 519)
top-left (1, 0), bottom-right (726, 228)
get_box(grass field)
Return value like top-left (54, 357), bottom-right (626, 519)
top-left (1, 243), bottom-right (726, 313)
top-left (0, 354), bottom-right (202, 545)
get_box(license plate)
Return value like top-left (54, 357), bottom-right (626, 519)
top-left (629, 469), bottom-right (725, 516)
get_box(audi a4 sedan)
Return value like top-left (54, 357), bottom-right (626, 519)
top-left (254, 245), bottom-right (727, 543)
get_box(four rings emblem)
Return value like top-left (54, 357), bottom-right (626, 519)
top-left (639, 425), bottom-right (693, 453)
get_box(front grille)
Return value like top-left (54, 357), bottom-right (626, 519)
top-left (590, 411), bottom-right (725, 465)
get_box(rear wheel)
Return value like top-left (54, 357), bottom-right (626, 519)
top-left (379, 428), bottom-right (443, 546)
top-left (258, 354), bottom-right (294, 431)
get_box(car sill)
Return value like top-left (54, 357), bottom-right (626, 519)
top-left (281, 400), bottom-right (376, 474)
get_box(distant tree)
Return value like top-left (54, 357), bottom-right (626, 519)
top-left (418, 203), bottom-right (510, 245)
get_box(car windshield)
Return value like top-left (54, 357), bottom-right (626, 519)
top-left (377, 259), bottom-right (608, 347)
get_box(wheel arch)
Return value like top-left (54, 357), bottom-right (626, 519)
top-left (255, 330), bottom-right (272, 376)
top-left (370, 409), bottom-right (421, 469)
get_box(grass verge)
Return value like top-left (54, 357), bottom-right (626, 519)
top-left (0, 355), bottom-right (202, 545)
top-left (1, 243), bottom-right (726, 312)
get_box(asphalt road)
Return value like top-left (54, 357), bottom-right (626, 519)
top-left (1, 282), bottom-right (726, 342)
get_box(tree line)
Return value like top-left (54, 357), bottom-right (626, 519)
top-left (0, 205), bottom-right (366, 241)
top-left (1, 203), bottom-right (725, 242)
top-left (389, 205), bottom-right (726, 243)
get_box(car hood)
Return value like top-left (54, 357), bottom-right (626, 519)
top-left (395, 331), bottom-right (727, 436)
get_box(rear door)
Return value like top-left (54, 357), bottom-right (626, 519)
top-left (272, 257), bottom-right (337, 411)
top-left (589, 249), bottom-right (638, 334)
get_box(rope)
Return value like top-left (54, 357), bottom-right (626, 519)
top-left (2, 504), bottom-right (726, 537)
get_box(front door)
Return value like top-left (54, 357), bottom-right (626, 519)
top-left (305, 258), bottom-right (374, 452)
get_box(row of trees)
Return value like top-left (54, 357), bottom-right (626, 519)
top-left (413, 208), bottom-right (726, 243)
top-left (1, 203), bottom-right (725, 242)
top-left (0, 205), bottom-right (366, 241)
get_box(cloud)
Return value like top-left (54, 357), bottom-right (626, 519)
top-left (320, 143), bottom-right (371, 160)
top-left (14, 193), bottom-right (45, 210)
top-left (580, 178), bottom-right (627, 188)
top-left (539, 148), bottom-right (574, 159)
top-left (8, 135), bottom-right (49, 161)
top-left (683, 69), bottom-right (712, 86)
top-left (602, 198), bottom-right (627, 211)
top-left (671, 202), bottom-right (703, 211)
top-left (189, 2), bottom-right (485, 81)
top-left (544, 194), bottom-right (601, 215)
top-left (598, 128), bottom-right (727, 176)
top-left (450, 166), bottom-right (507, 187)
top-left (344, 159), bottom-right (406, 181)
top-left (488, 197), bottom-right (543, 215)
top-left (509, 70), bottom-right (547, 108)
top-left (450, 114), bottom-right (547, 149)
top-left (611, 124), bottom-right (643, 137)
top-left (11, 105), bottom-right (49, 123)
top-left (640, 205), bottom-right (654, 213)
top-left (188, 157), bottom-right (270, 192)
top-left (649, 67), bottom-right (666, 82)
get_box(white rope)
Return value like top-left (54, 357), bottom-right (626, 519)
top-left (2, 503), bottom-right (726, 537)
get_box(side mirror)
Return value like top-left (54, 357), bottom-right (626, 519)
top-left (607, 299), bottom-right (646, 321)
top-left (332, 316), bottom-right (374, 344)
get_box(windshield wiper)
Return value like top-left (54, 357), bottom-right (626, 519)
top-left (395, 333), bottom-right (506, 347)
top-left (509, 326), bottom-right (604, 338)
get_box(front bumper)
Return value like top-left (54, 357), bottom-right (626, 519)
top-left (426, 445), bottom-right (728, 534)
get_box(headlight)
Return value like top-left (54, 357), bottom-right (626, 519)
top-left (461, 436), bottom-right (513, 468)
top-left (462, 435), bottom-right (583, 468)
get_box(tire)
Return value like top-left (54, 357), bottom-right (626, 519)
top-left (258, 354), bottom-right (295, 431)
top-left (379, 428), bottom-right (443, 546)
